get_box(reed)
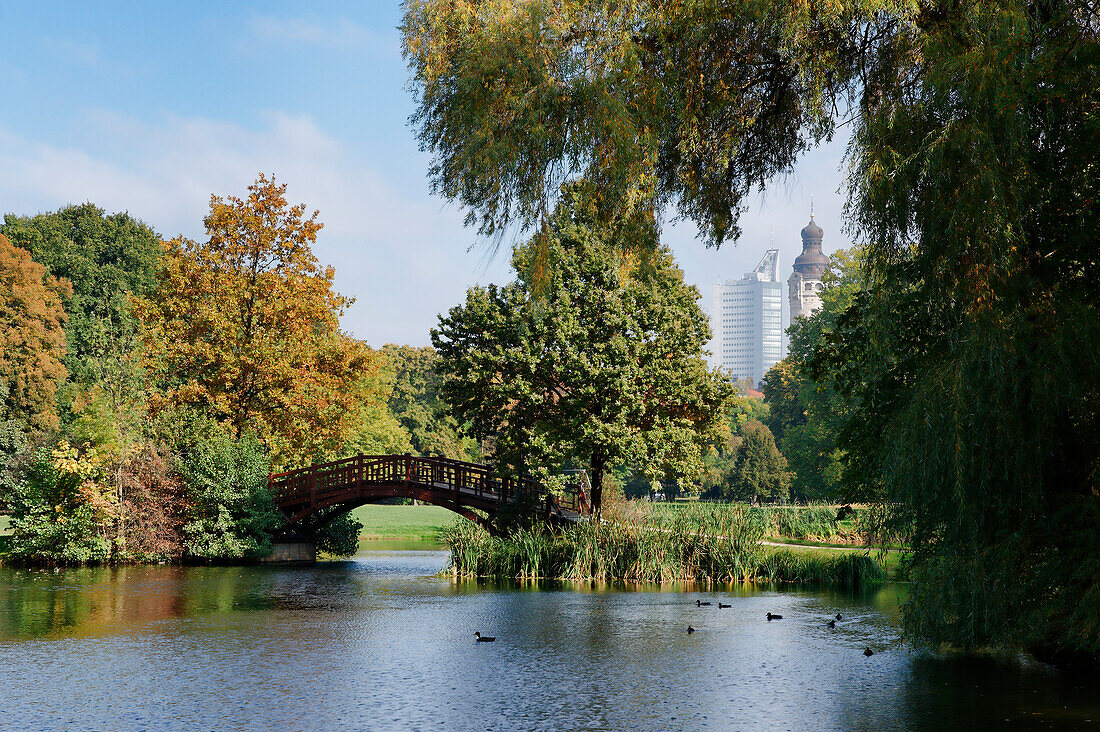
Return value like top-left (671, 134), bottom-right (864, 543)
top-left (441, 504), bottom-right (885, 586)
top-left (638, 501), bottom-right (867, 543)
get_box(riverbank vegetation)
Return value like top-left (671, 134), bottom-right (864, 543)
top-left (442, 503), bottom-right (885, 585)
top-left (0, 180), bottom-right (480, 567)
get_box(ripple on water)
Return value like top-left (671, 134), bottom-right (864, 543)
top-left (0, 551), bottom-right (1097, 730)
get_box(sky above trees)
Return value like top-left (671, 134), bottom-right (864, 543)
top-left (0, 0), bottom-right (849, 346)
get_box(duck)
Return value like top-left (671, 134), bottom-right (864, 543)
top-left (766, 612), bottom-right (783, 621)
top-left (696, 600), bottom-right (712, 606)
top-left (474, 632), bottom-right (495, 642)
top-left (827, 619), bottom-right (836, 629)
top-left (864, 648), bottom-right (874, 657)
top-left (687, 625), bottom-right (696, 634)
top-left (836, 613), bottom-right (843, 621)
top-left (718, 602), bottom-right (731, 609)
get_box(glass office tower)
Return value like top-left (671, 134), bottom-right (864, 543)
top-left (711, 249), bottom-right (784, 388)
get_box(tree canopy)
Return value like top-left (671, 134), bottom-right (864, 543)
top-left (135, 175), bottom-right (376, 469)
top-left (432, 186), bottom-right (731, 510)
top-left (381, 344), bottom-right (479, 461)
top-left (1, 204), bottom-right (162, 387)
top-left (0, 233), bottom-right (71, 435)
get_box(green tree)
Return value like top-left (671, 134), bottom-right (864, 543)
top-left (728, 421), bottom-right (791, 504)
top-left (433, 187), bottom-right (731, 511)
top-left (177, 428), bottom-right (280, 560)
top-left (380, 344), bottom-right (478, 460)
top-left (811, 5), bottom-right (1100, 661)
top-left (1, 204), bottom-right (162, 388)
top-left (763, 247), bottom-right (863, 501)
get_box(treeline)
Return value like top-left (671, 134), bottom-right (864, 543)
top-left (0, 176), bottom-right (474, 566)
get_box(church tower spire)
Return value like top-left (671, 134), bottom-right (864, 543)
top-left (788, 203), bottom-right (829, 320)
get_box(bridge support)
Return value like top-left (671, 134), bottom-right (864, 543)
top-left (261, 538), bottom-right (316, 564)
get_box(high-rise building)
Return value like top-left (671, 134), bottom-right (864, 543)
top-left (788, 214), bottom-right (830, 320)
top-left (711, 249), bottom-right (783, 387)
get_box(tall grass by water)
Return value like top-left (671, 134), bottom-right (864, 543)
top-left (443, 502), bottom-right (884, 586)
top-left (643, 501), bottom-right (866, 543)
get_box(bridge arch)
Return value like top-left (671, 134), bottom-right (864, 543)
top-left (270, 454), bottom-right (589, 537)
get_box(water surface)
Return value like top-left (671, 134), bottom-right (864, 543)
top-left (1, 545), bottom-right (1097, 730)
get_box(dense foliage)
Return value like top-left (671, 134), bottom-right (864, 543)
top-left (762, 248), bottom-right (862, 502)
top-left (403, 0), bottom-right (1100, 662)
top-left (433, 187), bottom-right (731, 510)
top-left (0, 179), bottom-right (406, 565)
top-left (136, 175), bottom-right (376, 469)
top-left (381, 344), bottom-right (479, 460)
top-left (0, 234), bottom-right (70, 437)
top-left (1, 204), bottom-right (162, 388)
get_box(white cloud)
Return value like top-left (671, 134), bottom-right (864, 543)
top-left (0, 111), bottom-right (512, 346)
top-left (246, 14), bottom-right (396, 54)
top-left (0, 108), bottom-right (852, 348)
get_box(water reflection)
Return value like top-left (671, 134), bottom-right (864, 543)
top-left (0, 547), bottom-right (1096, 731)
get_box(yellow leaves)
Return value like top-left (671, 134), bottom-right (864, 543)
top-left (52, 440), bottom-right (105, 480)
top-left (0, 233), bottom-right (70, 433)
top-left (138, 175), bottom-right (375, 470)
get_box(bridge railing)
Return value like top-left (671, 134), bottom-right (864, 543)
top-left (269, 454), bottom-right (590, 519)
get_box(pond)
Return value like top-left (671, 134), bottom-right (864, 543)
top-left (0, 544), bottom-right (1097, 730)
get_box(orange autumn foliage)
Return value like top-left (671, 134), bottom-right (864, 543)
top-left (0, 232), bottom-right (71, 433)
top-left (135, 175), bottom-right (376, 469)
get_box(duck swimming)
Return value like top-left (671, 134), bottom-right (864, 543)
top-left (718, 603), bottom-right (731, 609)
top-left (687, 626), bottom-right (696, 634)
top-left (766, 612), bottom-right (783, 621)
top-left (696, 600), bottom-right (712, 606)
top-left (864, 648), bottom-right (874, 657)
top-left (474, 632), bottom-right (495, 642)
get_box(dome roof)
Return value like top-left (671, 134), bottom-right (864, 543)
top-left (793, 217), bottom-right (828, 277)
top-left (801, 217), bottom-right (824, 241)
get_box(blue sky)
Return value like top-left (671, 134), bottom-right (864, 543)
top-left (0, 2), bottom-right (851, 347)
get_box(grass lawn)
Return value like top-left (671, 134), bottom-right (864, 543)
top-left (349, 504), bottom-right (460, 540)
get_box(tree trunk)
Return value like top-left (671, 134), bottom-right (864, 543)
top-left (590, 453), bottom-right (605, 515)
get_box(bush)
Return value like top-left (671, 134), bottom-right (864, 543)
top-left (4, 445), bottom-right (110, 565)
top-left (315, 512), bottom-right (363, 557)
top-left (178, 430), bottom-right (280, 560)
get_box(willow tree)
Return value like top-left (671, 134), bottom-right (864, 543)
top-left (405, 2), bottom-right (1100, 661)
top-left (432, 187), bottom-right (731, 511)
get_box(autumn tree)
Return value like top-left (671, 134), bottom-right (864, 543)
top-left (136, 175), bottom-right (375, 468)
top-left (0, 233), bottom-right (71, 437)
top-left (1, 204), bottom-right (162, 388)
top-left (433, 186), bottom-right (731, 511)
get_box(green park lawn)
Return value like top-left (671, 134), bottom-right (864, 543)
top-left (349, 504), bottom-right (459, 540)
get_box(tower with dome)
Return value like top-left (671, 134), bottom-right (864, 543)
top-left (788, 211), bottom-right (830, 320)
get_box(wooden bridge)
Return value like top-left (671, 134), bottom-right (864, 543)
top-left (269, 454), bottom-right (591, 534)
